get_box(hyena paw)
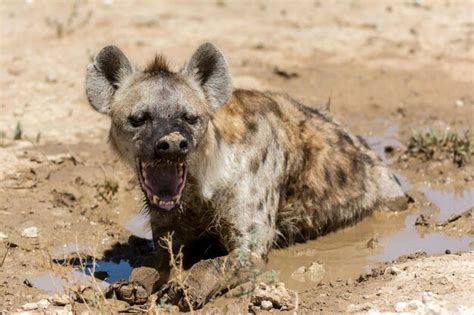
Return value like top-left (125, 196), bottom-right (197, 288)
top-left (105, 279), bottom-right (149, 305)
top-left (157, 281), bottom-right (204, 311)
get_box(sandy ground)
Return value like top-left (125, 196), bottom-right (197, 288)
top-left (0, 0), bottom-right (473, 313)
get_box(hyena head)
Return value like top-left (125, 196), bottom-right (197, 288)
top-left (85, 43), bottom-right (232, 211)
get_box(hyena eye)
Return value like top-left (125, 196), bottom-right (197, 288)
top-left (182, 113), bottom-right (198, 125)
top-left (128, 111), bottom-right (148, 127)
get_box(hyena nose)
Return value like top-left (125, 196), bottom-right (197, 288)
top-left (155, 132), bottom-right (189, 159)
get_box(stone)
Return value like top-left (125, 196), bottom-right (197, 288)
top-left (385, 266), bottom-right (401, 276)
top-left (22, 302), bottom-right (38, 310)
top-left (21, 227), bottom-right (38, 238)
top-left (455, 99), bottom-right (464, 107)
top-left (0, 232), bottom-right (8, 240)
top-left (291, 262), bottom-right (325, 283)
top-left (46, 71), bottom-right (58, 83)
top-left (37, 299), bottom-right (50, 309)
top-left (260, 300), bottom-right (273, 310)
top-left (49, 294), bottom-right (72, 306)
top-left (250, 282), bottom-right (296, 310)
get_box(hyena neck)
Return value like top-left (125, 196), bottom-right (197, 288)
top-left (187, 120), bottom-right (223, 201)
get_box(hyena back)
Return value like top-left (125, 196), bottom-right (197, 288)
top-left (85, 43), bottom-right (407, 310)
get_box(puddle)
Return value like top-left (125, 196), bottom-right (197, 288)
top-left (365, 136), bottom-right (402, 165)
top-left (420, 186), bottom-right (474, 221)
top-left (364, 120), bottom-right (401, 165)
top-left (29, 271), bottom-right (109, 295)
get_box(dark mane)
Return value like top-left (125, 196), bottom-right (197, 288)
top-left (144, 54), bottom-right (170, 75)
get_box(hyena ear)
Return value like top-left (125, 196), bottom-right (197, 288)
top-left (184, 43), bottom-right (232, 111)
top-left (85, 45), bottom-right (132, 115)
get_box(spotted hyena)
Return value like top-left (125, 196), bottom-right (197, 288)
top-left (85, 43), bottom-right (407, 310)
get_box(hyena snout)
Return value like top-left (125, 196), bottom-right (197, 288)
top-left (155, 132), bottom-right (189, 160)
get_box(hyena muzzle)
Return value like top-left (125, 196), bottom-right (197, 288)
top-left (85, 43), bottom-right (408, 310)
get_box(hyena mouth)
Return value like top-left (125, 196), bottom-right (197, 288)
top-left (137, 159), bottom-right (188, 211)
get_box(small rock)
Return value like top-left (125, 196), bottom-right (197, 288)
top-left (37, 299), bottom-right (50, 309)
top-left (415, 214), bottom-right (432, 227)
top-left (21, 227), bottom-right (38, 238)
top-left (455, 99), bottom-right (464, 107)
top-left (50, 305), bottom-right (73, 315)
top-left (105, 280), bottom-right (148, 305)
top-left (49, 294), bottom-right (72, 306)
top-left (260, 300), bottom-right (273, 311)
top-left (395, 301), bottom-right (408, 312)
top-left (445, 249), bottom-right (451, 255)
top-left (385, 266), bottom-right (401, 275)
top-left (46, 71), bottom-right (58, 83)
top-left (291, 262), bottom-right (325, 282)
top-left (250, 282), bottom-right (296, 311)
top-left (22, 302), bottom-right (39, 310)
top-left (0, 232), bottom-right (8, 240)
top-left (366, 237), bottom-right (379, 249)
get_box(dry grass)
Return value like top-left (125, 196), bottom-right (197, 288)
top-left (13, 121), bottom-right (22, 140)
top-left (402, 128), bottom-right (473, 167)
top-left (159, 233), bottom-right (195, 313)
top-left (45, 1), bottom-right (92, 38)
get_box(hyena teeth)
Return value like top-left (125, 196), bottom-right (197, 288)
top-left (152, 195), bottom-right (160, 205)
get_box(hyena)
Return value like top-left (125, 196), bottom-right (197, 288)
top-left (85, 43), bottom-right (407, 309)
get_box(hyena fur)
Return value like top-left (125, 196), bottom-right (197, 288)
top-left (85, 43), bottom-right (407, 310)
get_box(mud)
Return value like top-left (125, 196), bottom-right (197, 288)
top-left (1, 0), bottom-right (473, 313)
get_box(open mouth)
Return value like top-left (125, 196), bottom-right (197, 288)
top-left (137, 159), bottom-right (188, 211)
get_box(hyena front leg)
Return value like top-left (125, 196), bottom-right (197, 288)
top-left (158, 249), bottom-right (265, 311)
top-left (158, 191), bottom-right (278, 310)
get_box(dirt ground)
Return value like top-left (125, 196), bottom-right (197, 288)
top-left (0, 0), bottom-right (473, 314)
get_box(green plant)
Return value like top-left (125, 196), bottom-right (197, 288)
top-left (13, 122), bottom-right (22, 140)
top-left (404, 128), bottom-right (473, 167)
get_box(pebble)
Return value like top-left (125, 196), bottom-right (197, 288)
top-left (37, 299), bottom-right (50, 309)
top-left (455, 99), bottom-right (464, 107)
top-left (22, 302), bottom-right (39, 310)
top-left (385, 266), bottom-right (401, 275)
top-left (260, 300), bottom-right (273, 311)
top-left (0, 232), bottom-right (8, 240)
top-left (21, 227), bottom-right (38, 238)
top-left (46, 71), bottom-right (58, 83)
top-left (250, 282), bottom-right (296, 311)
top-left (49, 294), bottom-right (72, 306)
top-left (291, 261), bottom-right (325, 282)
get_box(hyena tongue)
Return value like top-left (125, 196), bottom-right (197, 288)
top-left (145, 163), bottom-right (180, 199)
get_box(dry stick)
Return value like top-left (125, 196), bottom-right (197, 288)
top-left (75, 233), bottom-right (108, 312)
top-left (0, 243), bottom-right (11, 268)
top-left (160, 233), bottom-right (194, 314)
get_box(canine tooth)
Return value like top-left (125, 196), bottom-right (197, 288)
top-left (152, 195), bottom-right (160, 204)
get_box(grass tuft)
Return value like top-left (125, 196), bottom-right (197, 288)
top-left (13, 122), bottom-right (22, 140)
top-left (402, 128), bottom-right (473, 167)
